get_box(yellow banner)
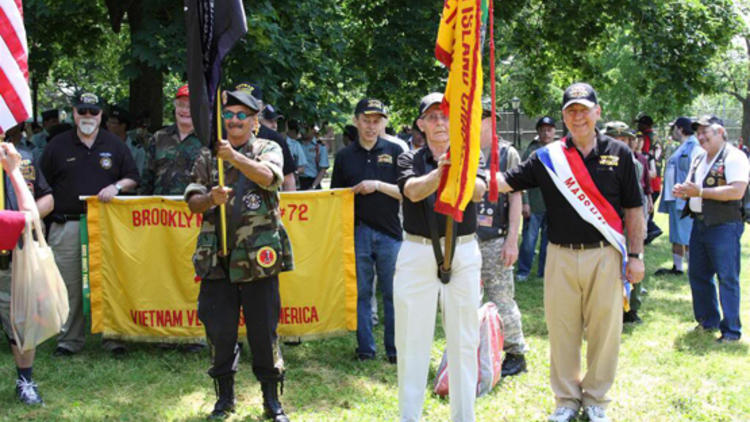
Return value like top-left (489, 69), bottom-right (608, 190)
top-left (86, 190), bottom-right (356, 341)
top-left (434, 0), bottom-right (483, 222)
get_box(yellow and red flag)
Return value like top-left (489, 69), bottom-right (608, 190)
top-left (434, 0), bottom-right (487, 221)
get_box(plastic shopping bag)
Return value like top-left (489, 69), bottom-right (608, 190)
top-left (10, 211), bottom-right (69, 352)
top-left (433, 302), bottom-right (504, 398)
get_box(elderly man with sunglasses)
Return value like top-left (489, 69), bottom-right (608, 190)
top-left (39, 92), bottom-right (139, 357)
top-left (185, 88), bottom-right (292, 421)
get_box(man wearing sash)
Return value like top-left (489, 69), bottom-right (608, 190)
top-left (674, 115), bottom-right (748, 343)
top-left (495, 83), bottom-right (645, 422)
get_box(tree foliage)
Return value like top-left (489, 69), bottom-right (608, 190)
top-left (23, 0), bottom-right (743, 131)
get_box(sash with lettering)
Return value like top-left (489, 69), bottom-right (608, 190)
top-left (536, 140), bottom-right (632, 307)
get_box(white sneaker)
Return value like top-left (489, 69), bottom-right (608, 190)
top-left (584, 405), bottom-right (610, 422)
top-left (548, 406), bottom-right (578, 422)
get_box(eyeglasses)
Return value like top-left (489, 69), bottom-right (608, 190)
top-left (77, 107), bottom-right (101, 116)
top-left (222, 110), bottom-right (255, 120)
top-left (420, 112), bottom-right (449, 123)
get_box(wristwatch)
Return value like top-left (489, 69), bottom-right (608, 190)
top-left (627, 252), bottom-right (643, 260)
top-left (114, 183), bottom-right (122, 194)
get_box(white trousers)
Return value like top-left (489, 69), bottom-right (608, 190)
top-left (394, 237), bottom-right (481, 422)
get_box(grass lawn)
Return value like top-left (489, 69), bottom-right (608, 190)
top-left (1, 213), bottom-right (748, 421)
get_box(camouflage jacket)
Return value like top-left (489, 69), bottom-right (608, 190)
top-left (140, 125), bottom-right (204, 195)
top-left (184, 135), bottom-right (293, 282)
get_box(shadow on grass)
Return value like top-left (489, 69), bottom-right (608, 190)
top-left (672, 330), bottom-right (749, 356)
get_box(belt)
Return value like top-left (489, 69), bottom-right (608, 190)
top-left (404, 233), bottom-right (475, 245)
top-left (53, 214), bottom-right (82, 223)
top-left (553, 240), bottom-right (607, 250)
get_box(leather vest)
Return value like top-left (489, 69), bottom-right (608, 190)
top-left (684, 145), bottom-right (742, 226)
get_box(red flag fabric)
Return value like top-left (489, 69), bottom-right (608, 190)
top-left (0, 0), bottom-right (31, 134)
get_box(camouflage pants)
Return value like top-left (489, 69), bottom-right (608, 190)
top-left (480, 237), bottom-right (528, 355)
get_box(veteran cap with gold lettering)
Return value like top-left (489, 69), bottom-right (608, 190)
top-left (562, 82), bottom-right (598, 110)
top-left (354, 98), bottom-right (388, 117)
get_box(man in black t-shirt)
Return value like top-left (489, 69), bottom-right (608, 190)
top-left (393, 93), bottom-right (486, 422)
top-left (331, 98), bottom-right (403, 363)
top-left (40, 92), bottom-right (139, 357)
top-left (495, 83), bottom-right (644, 422)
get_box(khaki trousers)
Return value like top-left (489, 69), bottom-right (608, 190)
top-left (544, 243), bottom-right (622, 410)
top-left (48, 221), bottom-right (85, 352)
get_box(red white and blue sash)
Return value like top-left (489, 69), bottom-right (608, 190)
top-left (537, 140), bottom-right (632, 301)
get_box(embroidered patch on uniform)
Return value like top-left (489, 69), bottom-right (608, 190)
top-left (257, 246), bottom-right (278, 268)
top-left (706, 176), bottom-right (716, 186)
top-left (599, 155), bottom-right (619, 166)
top-left (100, 157), bottom-right (112, 170)
top-left (243, 192), bottom-right (262, 210)
top-left (478, 215), bottom-right (493, 227)
top-left (377, 154), bottom-right (393, 164)
top-left (20, 160), bottom-right (35, 180)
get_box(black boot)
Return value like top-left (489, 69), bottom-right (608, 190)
top-left (261, 381), bottom-right (290, 422)
top-left (501, 353), bottom-right (527, 377)
top-left (209, 375), bottom-right (235, 419)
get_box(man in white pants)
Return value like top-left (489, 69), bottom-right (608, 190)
top-left (394, 93), bottom-right (486, 422)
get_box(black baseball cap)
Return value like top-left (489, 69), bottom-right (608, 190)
top-left (73, 92), bottom-right (103, 110)
top-left (670, 116), bottom-right (693, 133)
top-left (561, 83), bottom-right (598, 110)
top-left (354, 98), bottom-right (388, 117)
top-left (223, 90), bottom-right (261, 112)
top-left (41, 109), bottom-right (59, 121)
top-left (691, 114), bottom-right (724, 130)
top-left (234, 82), bottom-right (263, 101)
top-left (636, 113), bottom-right (654, 126)
top-left (418, 93), bottom-right (444, 116)
top-left (109, 106), bottom-right (132, 126)
top-left (536, 116), bottom-right (556, 130)
top-left (262, 104), bottom-right (283, 121)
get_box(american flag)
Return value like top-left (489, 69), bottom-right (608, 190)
top-left (0, 0), bottom-right (31, 134)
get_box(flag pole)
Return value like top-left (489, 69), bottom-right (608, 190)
top-left (1, 135), bottom-right (8, 260)
top-left (216, 87), bottom-right (228, 256)
top-left (441, 216), bottom-right (454, 275)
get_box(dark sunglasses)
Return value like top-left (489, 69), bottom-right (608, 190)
top-left (77, 107), bottom-right (101, 116)
top-left (222, 110), bottom-right (254, 120)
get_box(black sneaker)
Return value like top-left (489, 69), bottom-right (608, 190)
top-left (16, 378), bottom-right (43, 405)
top-left (387, 355), bottom-right (397, 364)
top-left (53, 347), bottom-right (74, 357)
top-left (716, 336), bottom-right (740, 344)
top-left (623, 310), bottom-right (643, 324)
top-left (501, 353), bottom-right (527, 377)
top-left (654, 266), bottom-right (683, 276)
top-left (355, 352), bottom-right (375, 362)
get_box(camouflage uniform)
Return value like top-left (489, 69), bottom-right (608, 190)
top-left (140, 125), bottom-right (204, 195)
top-left (184, 134), bottom-right (292, 383)
top-left (478, 141), bottom-right (528, 355)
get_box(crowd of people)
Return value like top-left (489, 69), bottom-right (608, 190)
top-left (1, 80), bottom-right (747, 422)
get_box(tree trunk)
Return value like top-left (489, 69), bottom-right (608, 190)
top-left (127, 1), bottom-right (164, 131)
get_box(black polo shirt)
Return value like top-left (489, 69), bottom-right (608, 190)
top-left (504, 132), bottom-right (642, 244)
top-left (40, 128), bottom-right (139, 216)
top-left (331, 137), bottom-right (403, 240)
top-left (258, 124), bottom-right (296, 176)
top-left (397, 146), bottom-right (483, 237)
